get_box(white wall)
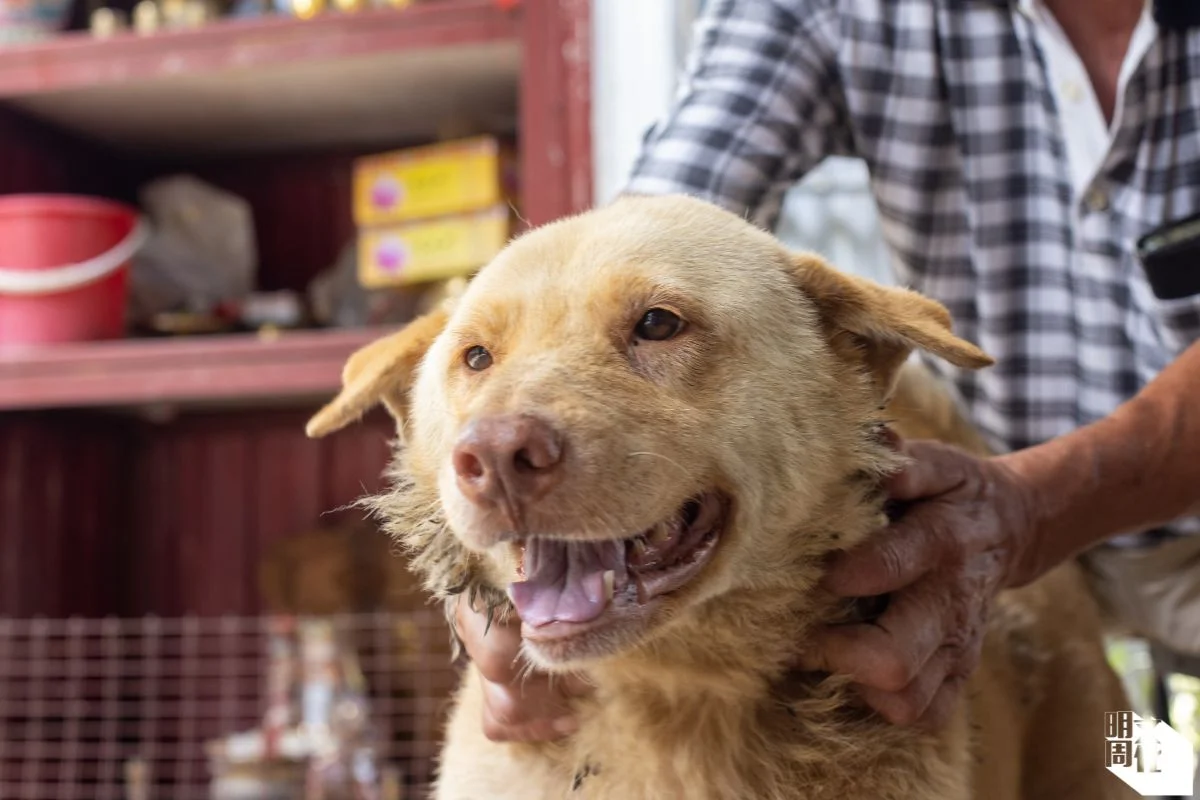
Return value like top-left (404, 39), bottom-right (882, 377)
top-left (774, 159), bottom-right (894, 285)
top-left (590, 0), bottom-right (692, 206)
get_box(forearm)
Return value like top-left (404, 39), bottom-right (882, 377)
top-left (997, 341), bottom-right (1200, 585)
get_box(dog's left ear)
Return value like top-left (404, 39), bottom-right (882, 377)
top-left (789, 252), bottom-right (993, 403)
top-left (305, 306), bottom-right (449, 438)
top-left (307, 277), bottom-right (468, 438)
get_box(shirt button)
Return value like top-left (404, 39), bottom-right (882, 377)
top-left (1083, 185), bottom-right (1110, 213)
top-left (1062, 80), bottom-right (1084, 104)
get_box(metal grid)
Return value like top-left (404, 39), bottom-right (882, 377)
top-left (0, 611), bottom-right (459, 799)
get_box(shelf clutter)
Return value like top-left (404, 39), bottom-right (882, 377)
top-left (0, 131), bottom-right (515, 413)
top-left (0, 0), bottom-right (516, 60)
top-left (353, 135), bottom-right (517, 288)
top-left (0, 132), bottom-right (513, 410)
top-left (0, 0), bottom-right (590, 412)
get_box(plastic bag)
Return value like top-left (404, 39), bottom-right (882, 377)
top-left (128, 174), bottom-right (257, 325)
top-left (308, 241), bottom-right (425, 328)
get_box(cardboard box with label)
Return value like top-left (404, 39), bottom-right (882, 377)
top-left (357, 205), bottom-right (510, 289)
top-left (352, 135), bottom-right (518, 289)
top-left (352, 136), bottom-right (517, 227)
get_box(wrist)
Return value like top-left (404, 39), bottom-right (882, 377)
top-left (989, 454), bottom-right (1054, 589)
top-left (992, 343), bottom-right (1200, 587)
top-left (991, 388), bottom-right (1191, 584)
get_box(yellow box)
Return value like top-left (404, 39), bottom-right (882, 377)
top-left (352, 136), bottom-right (516, 227)
top-left (357, 205), bottom-right (510, 289)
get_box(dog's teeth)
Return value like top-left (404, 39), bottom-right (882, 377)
top-left (634, 575), bottom-right (650, 605)
top-left (631, 537), bottom-right (648, 558)
top-left (602, 570), bottom-right (615, 601)
top-left (649, 525), bottom-right (671, 546)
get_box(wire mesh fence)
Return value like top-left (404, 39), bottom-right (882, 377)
top-left (0, 611), bottom-right (460, 800)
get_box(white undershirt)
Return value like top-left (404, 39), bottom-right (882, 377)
top-left (1021, 0), bottom-right (1157, 202)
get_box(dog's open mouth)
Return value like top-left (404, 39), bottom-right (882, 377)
top-left (508, 491), bottom-right (728, 636)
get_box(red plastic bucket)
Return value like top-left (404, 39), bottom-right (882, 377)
top-left (0, 195), bottom-right (147, 350)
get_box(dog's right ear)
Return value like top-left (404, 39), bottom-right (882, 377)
top-left (305, 306), bottom-right (449, 439)
top-left (788, 252), bottom-right (992, 405)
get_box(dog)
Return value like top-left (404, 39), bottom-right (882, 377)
top-left (307, 194), bottom-right (1135, 800)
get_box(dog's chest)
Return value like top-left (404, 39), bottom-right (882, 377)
top-left (562, 695), bottom-right (801, 800)
top-left (436, 667), bottom-right (969, 800)
top-left (562, 695), bottom-right (968, 800)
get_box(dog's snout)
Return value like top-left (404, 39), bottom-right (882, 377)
top-left (452, 414), bottom-right (565, 514)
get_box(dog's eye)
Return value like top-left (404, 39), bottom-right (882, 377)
top-left (464, 345), bottom-right (493, 371)
top-left (634, 308), bottom-right (685, 342)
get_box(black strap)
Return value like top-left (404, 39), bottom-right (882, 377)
top-left (1153, 0), bottom-right (1200, 31)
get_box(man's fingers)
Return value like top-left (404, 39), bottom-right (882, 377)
top-left (885, 441), bottom-right (971, 502)
top-left (802, 582), bottom-right (949, 692)
top-left (483, 715), bottom-right (578, 744)
top-left (455, 596), bottom-right (524, 684)
top-left (822, 504), bottom-right (950, 597)
top-left (913, 676), bottom-right (965, 733)
top-left (455, 598), bottom-right (593, 695)
top-left (853, 646), bottom-right (954, 726)
top-left (481, 679), bottom-right (579, 742)
top-left (456, 596), bottom-right (594, 743)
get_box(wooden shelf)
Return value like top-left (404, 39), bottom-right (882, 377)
top-left (0, 327), bottom-right (388, 410)
top-left (0, 0), bottom-right (592, 411)
top-left (0, 0), bottom-right (521, 155)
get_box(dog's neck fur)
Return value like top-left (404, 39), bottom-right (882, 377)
top-left (552, 434), bottom-right (920, 798)
top-left (586, 444), bottom-right (892, 702)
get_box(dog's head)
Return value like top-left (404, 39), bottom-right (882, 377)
top-left (308, 195), bottom-right (990, 670)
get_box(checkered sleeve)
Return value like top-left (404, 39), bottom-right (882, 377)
top-left (623, 0), bottom-right (854, 229)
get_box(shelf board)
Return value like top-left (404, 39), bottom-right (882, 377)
top-left (0, 327), bottom-right (388, 410)
top-left (0, 0), bottom-right (521, 155)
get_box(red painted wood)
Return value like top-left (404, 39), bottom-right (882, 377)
top-left (518, 0), bottom-right (564, 227)
top-left (0, 326), bottom-right (393, 410)
top-left (129, 420), bottom-right (181, 615)
top-left (0, 1), bottom-right (519, 98)
top-left (122, 409), bottom-right (395, 617)
top-left (0, 107), bottom-right (136, 199)
top-left (559, 0), bottom-right (593, 215)
top-left (518, 0), bottom-right (592, 227)
top-left (0, 413), bottom-right (130, 617)
top-left (0, 408), bottom-right (395, 619)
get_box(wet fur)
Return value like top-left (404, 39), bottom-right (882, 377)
top-left (309, 195), bottom-right (1134, 800)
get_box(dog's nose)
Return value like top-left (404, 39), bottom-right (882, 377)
top-left (452, 414), bottom-right (565, 513)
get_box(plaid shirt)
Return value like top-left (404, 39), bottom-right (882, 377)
top-left (626, 0), bottom-right (1200, 541)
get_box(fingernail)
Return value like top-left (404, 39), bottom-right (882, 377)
top-left (551, 716), bottom-right (579, 736)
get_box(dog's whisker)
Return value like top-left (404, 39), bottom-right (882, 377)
top-left (513, 654), bottom-right (539, 687)
top-left (625, 451), bottom-right (691, 481)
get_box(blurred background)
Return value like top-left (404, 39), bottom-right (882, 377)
top-left (0, 1), bottom-right (1189, 798)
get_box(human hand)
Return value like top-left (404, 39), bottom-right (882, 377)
top-left (453, 596), bottom-right (592, 742)
top-left (798, 438), bottom-right (1039, 729)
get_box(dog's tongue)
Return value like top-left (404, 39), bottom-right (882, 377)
top-left (509, 539), bottom-right (624, 627)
